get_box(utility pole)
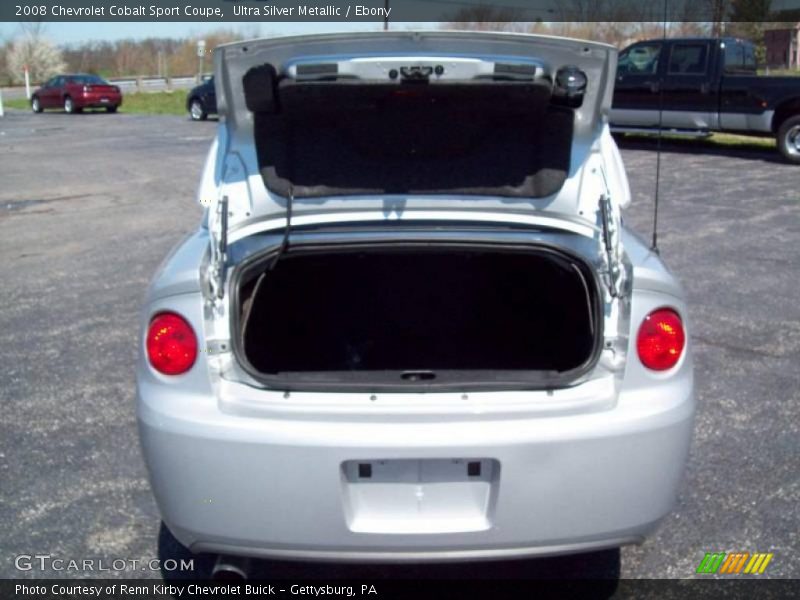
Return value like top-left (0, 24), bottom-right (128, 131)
top-left (796, 25), bottom-right (800, 70)
top-left (24, 65), bottom-right (31, 99)
top-left (197, 40), bottom-right (206, 83)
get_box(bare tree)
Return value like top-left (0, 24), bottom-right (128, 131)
top-left (58, 29), bottom-right (245, 78)
top-left (706, 0), bottom-right (731, 36)
top-left (443, 6), bottom-right (532, 32)
top-left (0, 32), bottom-right (8, 85)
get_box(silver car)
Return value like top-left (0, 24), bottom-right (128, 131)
top-left (137, 32), bottom-right (694, 573)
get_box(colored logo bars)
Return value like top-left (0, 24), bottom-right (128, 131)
top-left (697, 552), bottom-right (774, 574)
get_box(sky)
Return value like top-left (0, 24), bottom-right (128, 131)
top-left (0, 21), bottom-right (435, 45)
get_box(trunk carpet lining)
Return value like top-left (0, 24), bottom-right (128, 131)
top-left (241, 249), bottom-right (595, 374)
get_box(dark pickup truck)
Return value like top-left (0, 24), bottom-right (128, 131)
top-left (610, 37), bottom-right (800, 163)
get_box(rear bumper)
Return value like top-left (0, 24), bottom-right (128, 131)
top-left (137, 377), bottom-right (694, 561)
top-left (75, 93), bottom-right (121, 108)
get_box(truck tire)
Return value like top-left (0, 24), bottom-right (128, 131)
top-left (777, 115), bottom-right (800, 164)
top-left (189, 98), bottom-right (208, 121)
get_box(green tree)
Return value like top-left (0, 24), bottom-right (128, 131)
top-left (727, 0), bottom-right (772, 63)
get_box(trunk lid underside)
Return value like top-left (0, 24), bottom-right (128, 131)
top-left (210, 31), bottom-right (618, 232)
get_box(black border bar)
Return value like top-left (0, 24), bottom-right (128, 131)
top-left (3, 0), bottom-right (800, 22)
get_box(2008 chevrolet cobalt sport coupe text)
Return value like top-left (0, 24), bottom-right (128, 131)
top-left (136, 31), bottom-right (694, 575)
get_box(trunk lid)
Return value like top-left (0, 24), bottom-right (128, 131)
top-left (209, 32), bottom-right (618, 221)
top-left (84, 84), bottom-right (117, 93)
top-left (203, 32), bottom-right (627, 304)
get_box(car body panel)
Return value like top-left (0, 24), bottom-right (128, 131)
top-left (137, 32), bottom-right (694, 560)
top-left (139, 381), bottom-right (693, 559)
top-left (137, 227), bottom-right (693, 558)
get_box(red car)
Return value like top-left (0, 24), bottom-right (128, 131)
top-left (31, 74), bottom-right (122, 114)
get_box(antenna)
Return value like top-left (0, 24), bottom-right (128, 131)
top-left (651, 0), bottom-right (668, 254)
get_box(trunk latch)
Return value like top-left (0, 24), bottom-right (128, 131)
top-left (401, 370), bottom-right (436, 382)
top-left (400, 66), bottom-right (433, 82)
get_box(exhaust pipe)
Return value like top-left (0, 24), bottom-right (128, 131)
top-left (211, 555), bottom-right (251, 582)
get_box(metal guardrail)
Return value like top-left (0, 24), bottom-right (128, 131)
top-left (0, 75), bottom-right (200, 100)
top-left (109, 76), bottom-right (199, 92)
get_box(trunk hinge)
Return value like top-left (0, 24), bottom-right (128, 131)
top-left (208, 194), bottom-right (228, 302)
top-left (599, 193), bottom-right (621, 297)
top-left (598, 169), bottom-right (624, 298)
top-left (269, 186), bottom-right (293, 270)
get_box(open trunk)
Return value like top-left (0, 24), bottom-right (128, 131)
top-left (235, 244), bottom-right (602, 391)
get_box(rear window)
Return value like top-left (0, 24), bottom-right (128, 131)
top-left (669, 43), bottom-right (708, 75)
top-left (618, 43), bottom-right (662, 75)
top-left (724, 41), bottom-right (745, 73)
top-left (743, 45), bottom-right (757, 71)
top-left (68, 75), bottom-right (108, 85)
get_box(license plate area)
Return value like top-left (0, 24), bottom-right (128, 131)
top-left (341, 459), bottom-right (499, 534)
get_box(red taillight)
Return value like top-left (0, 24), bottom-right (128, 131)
top-left (636, 308), bottom-right (685, 371)
top-left (146, 312), bottom-right (197, 375)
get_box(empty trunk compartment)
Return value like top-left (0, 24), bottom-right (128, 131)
top-left (235, 244), bottom-right (602, 390)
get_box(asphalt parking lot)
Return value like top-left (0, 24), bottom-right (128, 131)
top-left (0, 110), bottom-right (798, 583)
